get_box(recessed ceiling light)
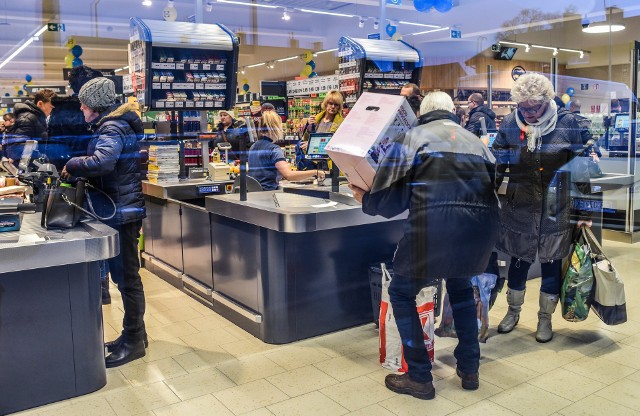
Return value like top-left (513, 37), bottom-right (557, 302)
top-left (142, 0), bottom-right (152, 6)
top-left (582, 24), bottom-right (625, 34)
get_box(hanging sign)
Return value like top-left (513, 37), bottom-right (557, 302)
top-left (286, 75), bottom-right (340, 96)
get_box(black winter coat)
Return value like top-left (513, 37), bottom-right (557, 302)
top-left (65, 103), bottom-right (145, 226)
top-left (210, 118), bottom-right (250, 161)
top-left (363, 111), bottom-right (500, 280)
top-left (46, 96), bottom-right (92, 171)
top-left (465, 105), bottom-right (496, 137)
top-left (492, 109), bottom-right (589, 263)
top-left (6, 101), bottom-right (48, 163)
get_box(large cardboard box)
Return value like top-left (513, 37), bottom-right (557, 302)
top-left (326, 92), bottom-right (416, 191)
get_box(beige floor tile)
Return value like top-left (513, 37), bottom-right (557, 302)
top-left (479, 332), bottom-right (535, 361)
top-left (186, 314), bottom-right (233, 332)
top-left (590, 343), bottom-right (640, 369)
top-left (346, 404), bottom-right (396, 416)
top-left (146, 321), bottom-right (200, 342)
top-left (433, 375), bottom-right (503, 407)
top-left (594, 378), bottom-right (640, 411)
top-left (528, 368), bottom-right (607, 401)
top-left (150, 306), bottom-right (204, 325)
top-left (142, 338), bottom-right (193, 363)
top-left (562, 355), bottom-right (637, 384)
top-left (35, 397), bottom-right (115, 416)
top-left (488, 383), bottom-right (572, 416)
top-left (618, 333), bottom-right (640, 349)
top-left (267, 391), bottom-right (349, 416)
top-left (179, 327), bottom-right (240, 349)
top-left (213, 379), bottom-right (289, 415)
top-left (627, 370), bottom-right (640, 383)
top-left (103, 322), bottom-right (120, 341)
top-left (378, 393), bottom-right (462, 416)
top-left (267, 365), bottom-right (339, 397)
top-left (222, 323), bottom-right (257, 341)
top-left (447, 400), bottom-right (520, 416)
top-left (479, 359), bottom-right (541, 390)
top-left (557, 327), bottom-right (627, 350)
top-left (219, 338), bottom-right (279, 358)
top-left (265, 343), bottom-right (334, 371)
top-left (431, 348), bottom-right (460, 379)
top-left (217, 355), bottom-right (286, 385)
top-left (140, 314), bottom-right (168, 330)
top-left (503, 345), bottom-right (577, 374)
top-left (171, 346), bottom-right (235, 373)
top-left (310, 326), bottom-right (380, 357)
top-left (120, 357), bottom-right (187, 386)
top-left (241, 408), bottom-right (275, 416)
top-left (153, 394), bottom-right (234, 416)
top-left (94, 369), bottom-right (132, 397)
top-left (313, 353), bottom-right (380, 382)
top-left (320, 375), bottom-right (396, 411)
top-left (156, 296), bottom-right (203, 311)
top-left (104, 381), bottom-right (180, 416)
top-left (558, 395), bottom-right (639, 416)
top-left (163, 367), bottom-right (235, 400)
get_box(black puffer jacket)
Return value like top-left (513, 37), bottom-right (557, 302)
top-left (465, 105), bottom-right (496, 137)
top-left (65, 103), bottom-right (145, 226)
top-left (211, 118), bottom-right (250, 161)
top-left (46, 96), bottom-right (92, 171)
top-left (6, 101), bottom-right (47, 163)
top-left (492, 109), bottom-right (589, 263)
top-left (362, 110), bottom-right (500, 280)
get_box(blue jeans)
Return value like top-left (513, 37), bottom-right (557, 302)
top-left (389, 275), bottom-right (479, 383)
top-left (507, 258), bottom-right (562, 295)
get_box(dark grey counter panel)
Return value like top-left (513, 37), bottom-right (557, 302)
top-left (182, 203), bottom-right (214, 289)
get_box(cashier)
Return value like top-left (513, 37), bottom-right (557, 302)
top-left (210, 110), bottom-right (250, 162)
top-left (249, 110), bottom-right (325, 191)
top-left (297, 90), bottom-right (345, 170)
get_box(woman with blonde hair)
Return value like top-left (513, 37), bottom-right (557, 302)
top-left (249, 110), bottom-right (325, 190)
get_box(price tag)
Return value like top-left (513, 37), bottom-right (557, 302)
top-left (216, 64), bottom-right (225, 71)
top-left (383, 73), bottom-right (394, 79)
top-left (195, 101), bottom-right (204, 108)
top-left (205, 101), bottom-right (214, 107)
top-left (173, 83), bottom-right (194, 89)
top-left (175, 101), bottom-right (184, 108)
top-left (195, 83), bottom-right (204, 90)
top-left (166, 101), bottom-right (175, 108)
top-left (175, 63), bottom-right (185, 70)
top-left (186, 101), bottom-right (195, 108)
top-left (190, 64), bottom-right (199, 70)
top-left (155, 101), bottom-right (165, 108)
top-left (152, 83), bottom-right (161, 89)
top-left (202, 64), bottom-right (210, 70)
top-left (162, 83), bottom-right (171, 89)
top-left (151, 63), bottom-right (162, 69)
top-left (214, 101), bottom-right (223, 107)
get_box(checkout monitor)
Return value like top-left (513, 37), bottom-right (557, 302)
top-left (305, 133), bottom-right (332, 160)
top-left (614, 113), bottom-right (630, 131)
top-left (486, 129), bottom-right (498, 148)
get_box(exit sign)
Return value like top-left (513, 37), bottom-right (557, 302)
top-left (47, 23), bottom-right (65, 32)
top-left (450, 29), bottom-right (462, 39)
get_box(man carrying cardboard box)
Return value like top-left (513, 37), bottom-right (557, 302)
top-left (349, 92), bottom-right (500, 400)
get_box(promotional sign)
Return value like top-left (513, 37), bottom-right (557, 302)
top-left (286, 75), bottom-right (340, 96)
top-left (25, 85), bottom-right (67, 95)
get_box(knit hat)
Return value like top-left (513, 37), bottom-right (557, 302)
top-left (78, 77), bottom-right (116, 111)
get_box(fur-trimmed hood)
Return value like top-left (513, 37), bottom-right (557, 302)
top-left (92, 102), bottom-right (143, 136)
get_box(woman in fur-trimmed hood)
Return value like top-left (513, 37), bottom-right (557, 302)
top-left (62, 77), bottom-right (147, 369)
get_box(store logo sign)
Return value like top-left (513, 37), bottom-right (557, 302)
top-left (511, 65), bottom-right (526, 81)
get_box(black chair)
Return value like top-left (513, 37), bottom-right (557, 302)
top-left (232, 175), bottom-right (264, 193)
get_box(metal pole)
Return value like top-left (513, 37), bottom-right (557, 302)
top-left (626, 42), bottom-right (639, 234)
top-left (487, 64), bottom-right (493, 108)
top-left (379, 0), bottom-right (386, 37)
top-left (550, 57), bottom-right (558, 93)
top-left (195, 0), bottom-right (203, 23)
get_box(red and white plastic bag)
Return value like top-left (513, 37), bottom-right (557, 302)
top-left (379, 263), bottom-right (435, 372)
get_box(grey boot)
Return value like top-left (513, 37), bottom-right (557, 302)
top-left (536, 292), bottom-right (559, 343)
top-left (497, 289), bottom-right (525, 333)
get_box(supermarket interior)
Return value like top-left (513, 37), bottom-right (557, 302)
top-left (2, 0), bottom-right (640, 415)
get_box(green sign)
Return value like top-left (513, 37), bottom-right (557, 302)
top-left (47, 23), bottom-right (66, 32)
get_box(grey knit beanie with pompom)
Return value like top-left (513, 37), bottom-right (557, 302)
top-left (78, 77), bottom-right (116, 112)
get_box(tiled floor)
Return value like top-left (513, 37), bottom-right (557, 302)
top-left (13, 240), bottom-right (640, 416)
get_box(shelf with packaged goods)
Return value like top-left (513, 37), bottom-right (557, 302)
top-left (151, 62), bottom-right (227, 71)
top-left (153, 99), bottom-right (225, 109)
top-left (151, 82), bottom-right (227, 90)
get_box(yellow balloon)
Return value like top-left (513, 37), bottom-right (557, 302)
top-left (64, 53), bottom-right (74, 68)
top-left (13, 85), bottom-right (20, 91)
top-left (241, 78), bottom-right (249, 85)
top-left (302, 50), bottom-right (313, 63)
top-left (561, 93), bottom-right (570, 104)
top-left (65, 37), bottom-right (77, 49)
top-left (300, 64), bottom-right (312, 77)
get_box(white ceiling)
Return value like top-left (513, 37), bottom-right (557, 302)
top-left (1, 0), bottom-right (640, 85)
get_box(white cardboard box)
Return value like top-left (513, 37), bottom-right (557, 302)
top-left (326, 92), bottom-right (417, 191)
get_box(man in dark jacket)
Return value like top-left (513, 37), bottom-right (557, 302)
top-left (61, 77), bottom-right (147, 368)
top-left (465, 93), bottom-right (496, 138)
top-left (7, 89), bottom-right (56, 165)
top-left (46, 65), bottom-right (103, 171)
top-left (350, 92), bottom-right (499, 400)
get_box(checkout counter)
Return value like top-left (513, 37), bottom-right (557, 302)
top-left (0, 216), bottom-right (118, 415)
top-left (141, 179), bottom-right (405, 344)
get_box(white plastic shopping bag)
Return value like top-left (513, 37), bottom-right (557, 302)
top-left (379, 263), bottom-right (435, 372)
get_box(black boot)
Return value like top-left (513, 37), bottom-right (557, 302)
top-left (101, 279), bottom-right (111, 305)
top-left (105, 340), bottom-right (146, 368)
top-left (105, 333), bottom-right (149, 354)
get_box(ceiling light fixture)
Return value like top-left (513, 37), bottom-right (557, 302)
top-left (580, 51), bottom-right (584, 59)
top-left (553, 48), bottom-right (558, 56)
top-left (167, 0), bottom-right (174, 7)
top-left (282, 9), bottom-right (290, 21)
top-left (216, 0), bottom-right (278, 8)
top-left (267, 61), bottom-right (275, 69)
top-left (358, 17), bottom-right (365, 28)
top-left (298, 8), bottom-right (354, 18)
top-left (373, 19), bottom-right (379, 30)
top-left (398, 21), bottom-right (440, 28)
top-left (240, 67), bottom-right (245, 74)
top-left (582, 23), bottom-right (625, 33)
top-left (525, 45), bottom-right (530, 52)
top-left (114, 65), bottom-right (130, 72)
top-left (406, 26), bottom-right (449, 36)
top-left (247, 62), bottom-right (265, 68)
top-left (498, 41), bottom-right (588, 58)
top-left (243, 48), bottom-right (337, 72)
top-left (142, 0), bottom-right (152, 6)
top-left (0, 24), bottom-right (47, 70)
top-left (205, 1), bottom-right (213, 12)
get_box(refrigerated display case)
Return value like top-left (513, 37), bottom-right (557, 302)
top-left (129, 18), bottom-right (239, 111)
top-left (337, 37), bottom-right (422, 105)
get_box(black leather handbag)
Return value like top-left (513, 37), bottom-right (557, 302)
top-left (41, 180), bottom-right (116, 229)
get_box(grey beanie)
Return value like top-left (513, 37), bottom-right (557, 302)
top-left (78, 77), bottom-right (116, 111)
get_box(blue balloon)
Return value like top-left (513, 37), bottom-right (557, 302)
top-left (566, 100), bottom-right (572, 109)
top-left (309, 71), bottom-right (318, 78)
top-left (566, 87), bottom-right (575, 97)
top-left (4, 93), bottom-right (9, 97)
top-left (17, 90), bottom-right (24, 96)
top-left (386, 23), bottom-right (397, 37)
top-left (243, 83), bottom-right (249, 92)
top-left (413, 0), bottom-right (434, 12)
top-left (434, 0), bottom-right (453, 12)
top-left (71, 45), bottom-right (83, 58)
top-left (308, 60), bottom-right (316, 70)
top-left (25, 74), bottom-right (32, 82)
